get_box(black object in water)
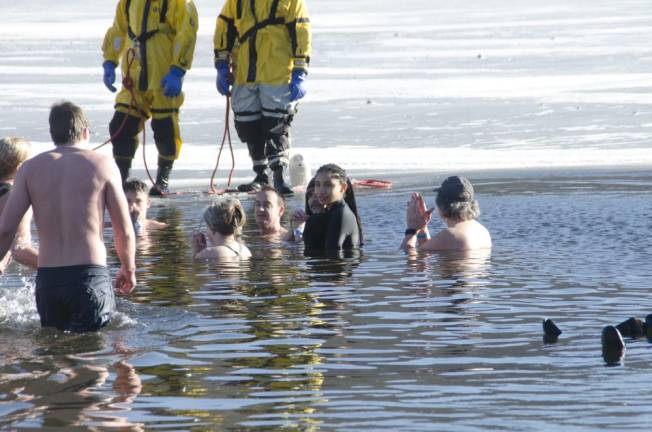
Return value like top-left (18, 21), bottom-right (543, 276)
top-left (601, 325), bottom-right (625, 366)
top-left (542, 318), bottom-right (562, 343)
top-left (615, 317), bottom-right (646, 338)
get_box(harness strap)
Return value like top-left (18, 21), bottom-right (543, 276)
top-left (238, 0), bottom-right (284, 43)
top-left (126, 0), bottom-right (167, 44)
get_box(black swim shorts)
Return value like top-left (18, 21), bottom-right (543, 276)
top-left (35, 265), bottom-right (115, 332)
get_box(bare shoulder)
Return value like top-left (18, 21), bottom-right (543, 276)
top-left (146, 219), bottom-right (168, 230)
top-left (421, 228), bottom-right (459, 251)
top-left (423, 221), bottom-right (491, 251)
top-left (239, 244), bottom-right (252, 259)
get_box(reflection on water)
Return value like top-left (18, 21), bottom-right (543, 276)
top-left (3, 179), bottom-right (652, 430)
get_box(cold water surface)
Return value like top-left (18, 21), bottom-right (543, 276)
top-left (2, 173), bottom-right (652, 430)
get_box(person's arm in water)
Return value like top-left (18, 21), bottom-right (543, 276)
top-left (0, 164), bottom-right (32, 264)
top-left (105, 164), bottom-right (136, 295)
top-left (11, 209), bottom-right (38, 269)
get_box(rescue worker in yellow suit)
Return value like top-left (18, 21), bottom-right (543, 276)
top-left (102, 0), bottom-right (198, 196)
top-left (214, 0), bottom-right (311, 195)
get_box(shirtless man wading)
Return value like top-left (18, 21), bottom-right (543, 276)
top-left (0, 101), bottom-right (136, 332)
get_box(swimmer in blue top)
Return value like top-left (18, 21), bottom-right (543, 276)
top-left (302, 164), bottom-right (363, 252)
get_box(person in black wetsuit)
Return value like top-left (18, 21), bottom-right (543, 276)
top-left (302, 164), bottom-right (363, 252)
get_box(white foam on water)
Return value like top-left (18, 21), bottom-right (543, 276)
top-left (0, 277), bottom-right (39, 329)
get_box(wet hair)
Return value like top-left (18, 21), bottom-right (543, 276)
top-left (435, 176), bottom-right (480, 222)
top-left (305, 177), bottom-right (316, 216)
top-left (0, 137), bottom-right (31, 180)
top-left (123, 178), bottom-right (149, 195)
top-left (258, 185), bottom-right (285, 207)
top-left (315, 164), bottom-right (364, 244)
top-left (437, 199), bottom-right (480, 222)
top-left (203, 197), bottom-right (246, 236)
top-left (49, 101), bottom-right (90, 145)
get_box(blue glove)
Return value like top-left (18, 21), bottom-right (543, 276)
top-left (289, 69), bottom-right (307, 101)
top-left (216, 61), bottom-right (230, 96)
top-left (161, 66), bottom-right (185, 97)
top-left (103, 61), bottom-right (117, 93)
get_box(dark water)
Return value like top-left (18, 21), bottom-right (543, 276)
top-left (2, 172), bottom-right (652, 430)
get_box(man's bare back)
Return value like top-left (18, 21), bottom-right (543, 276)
top-left (23, 147), bottom-right (122, 267)
top-left (0, 102), bottom-right (136, 332)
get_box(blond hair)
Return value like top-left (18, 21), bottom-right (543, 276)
top-left (203, 197), bottom-right (246, 236)
top-left (0, 137), bottom-right (31, 180)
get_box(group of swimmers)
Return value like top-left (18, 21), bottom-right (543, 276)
top-left (0, 100), bottom-right (492, 333)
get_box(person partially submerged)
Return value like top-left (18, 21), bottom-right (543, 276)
top-left (254, 186), bottom-right (289, 241)
top-left (0, 137), bottom-right (38, 272)
top-left (123, 178), bottom-right (168, 237)
top-left (192, 197), bottom-right (252, 260)
top-left (401, 175), bottom-right (491, 252)
top-left (302, 164), bottom-right (363, 252)
top-left (0, 101), bottom-right (136, 332)
top-left (287, 177), bottom-right (324, 242)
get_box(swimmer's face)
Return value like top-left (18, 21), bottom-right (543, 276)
top-left (306, 187), bottom-right (323, 214)
top-left (314, 172), bottom-right (347, 206)
top-left (254, 190), bottom-right (284, 230)
top-left (125, 190), bottom-right (150, 223)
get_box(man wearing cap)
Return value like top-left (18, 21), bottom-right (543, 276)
top-left (400, 176), bottom-right (491, 251)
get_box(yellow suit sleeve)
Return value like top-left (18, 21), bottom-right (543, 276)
top-left (102, 0), bottom-right (129, 65)
top-left (287, 0), bottom-right (311, 71)
top-left (171, 0), bottom-right (199, 70)
top-left (213, 0), bottom-right (237, 64)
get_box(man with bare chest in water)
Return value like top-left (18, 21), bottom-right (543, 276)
top-left (0, 101), bottom-right (136, 332)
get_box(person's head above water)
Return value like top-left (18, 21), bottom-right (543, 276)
top-left (434, 175), bottom-right (480, 222)
top-left (123, 178), bottom-right (151, 225)
top-left (203, 197), bottom-right (246, 237)
top-left (314, 163), bottom-right (363, 244)
top-left (49, 101), bottom-right (90, 146)
top-left (254, 185), bottom-right (285, 234)
top-left (0, 137), bottom-right (31, 181)
top-left (304, 177), bottom-right (323, 216)
top-left (314, 164), bottom-right (353, 207)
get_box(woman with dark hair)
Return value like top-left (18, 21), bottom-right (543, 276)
top-left (302, 164), bottom-right (363, 251)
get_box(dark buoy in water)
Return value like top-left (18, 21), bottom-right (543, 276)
top-left (542, 318), bottom-right (562, 343)
top-left (601, 325), bottom-right (625, 366)
top-left (645, 314), bottom-right (652, 341)
top-left (615, 317), bottom-right (646, 338)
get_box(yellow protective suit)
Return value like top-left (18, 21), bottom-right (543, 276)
top-left (213, 0), bottom-right (311, 85)
top-left (102, 0), bottom-right (198, 160)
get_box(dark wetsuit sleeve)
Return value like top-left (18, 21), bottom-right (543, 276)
top-left (303, 213), bottom-right (328, 250)
top-left (324, 202), bottom-right (360, 250)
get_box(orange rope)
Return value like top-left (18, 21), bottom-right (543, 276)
top-left (94, 48), bottom-right (140, 151)
top-left (94, 48), bottom-right (157, 190)
top-left (209, 95), bottom-right (235, 194)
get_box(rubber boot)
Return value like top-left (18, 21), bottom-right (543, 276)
top-left (272, 165), bottom-right (293, 195)
top-left (237, 165), bottom-right (269, 192)
top-left (149, 158), bottom-right (173, 196)
top-left (115, 158), bottom-right (131, 183)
